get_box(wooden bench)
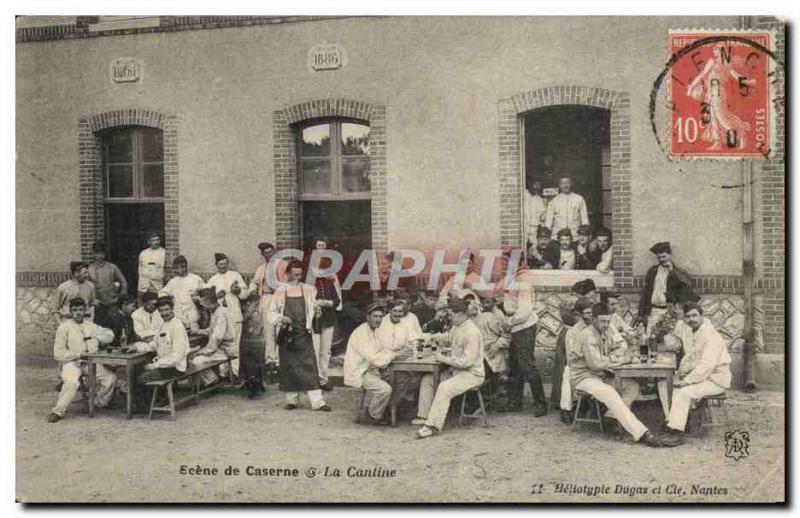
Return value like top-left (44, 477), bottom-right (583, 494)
top-left (145, 355), bottom-right (237, 420)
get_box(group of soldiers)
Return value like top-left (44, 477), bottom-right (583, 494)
top-left (46, 234), bottom-right (298, 422)
top-left (525, 176), bottom-right (613, 272)
top-left (46, 232), bottom-right (733, 447)
top-left (343, 242), bottom-right (732, 445)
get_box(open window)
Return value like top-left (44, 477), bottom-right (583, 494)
top-left (522, 105), bottom-right (613, 280)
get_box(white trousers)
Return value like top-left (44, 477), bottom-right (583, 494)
top-left (260, 294), bottom-right (279, 365)
top-left (220, 322), bottom-right (243, 377)
top-left (191, 350), bottom-right (229, 386)
top-left (286, 389), bottom-right (326, 410)
top-left (52, 361), bottom-right (117, 417)
top-left (575, 377), bottom-right (647, 441)
top-left (560, 366), bottom-right (573, 410)
top-left (667, 380), bottom-right (725, 431)
top-left (418, 370), bottom-right (484, 431)
top-left (604, 378), bottom-right (640, 419)
top-left (362, 369), bottom-right (392, 420)
top-left (312, 326), bottom-right (335, 384)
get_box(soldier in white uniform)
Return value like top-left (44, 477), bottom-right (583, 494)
top-left (343, 302), bottom-right (399, 426)
top-left (137, 232), bottom-right (166, 300)
top-left (47, 298), bottom-right (116, 423)
top-left (524, 181), bottom-right (548, 247)
top-left (544, 177), bottom-right (589, 238)
top-left (159, 255), bottom-right (205, 333)
top-left (248, 242), bottom-right (288, 371)
top-left (416, 298), bottom-right (485, 439)
top-left (190, 287), bottom-right (235, 387)
top-left (131, 291), bottom-right (163, 342)
top-left (125, 296), bottom-right (191, 405)
top-left (206, 252), bottom-right (249, 378)
top-left (661, 302), bottom-right (732, 446)
top-left (50, 261), bottom-right (96, 322)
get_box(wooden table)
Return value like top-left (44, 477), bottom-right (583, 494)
top-left (82, 350), bottom-right (153, 419)
top-left (387, 353), bottom-right (444, 427)
top-left (611, 353), bottom-right (677, 411)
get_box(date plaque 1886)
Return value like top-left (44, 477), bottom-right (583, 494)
top-left (309, 44), bottom-right (346, 71)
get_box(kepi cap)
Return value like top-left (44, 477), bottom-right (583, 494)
top-left (650, 241), bottom-right (672, 255)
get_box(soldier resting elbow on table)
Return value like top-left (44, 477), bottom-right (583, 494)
top-left (47, 298), bottom-right (116, 423)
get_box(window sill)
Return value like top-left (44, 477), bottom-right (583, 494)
top-left (104, 197), bottom-right (165, 204)
top-left (529, 269), bottom-right (614, 288)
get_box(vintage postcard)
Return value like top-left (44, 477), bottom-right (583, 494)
top-left (14, 14), bottom-right (786, 504)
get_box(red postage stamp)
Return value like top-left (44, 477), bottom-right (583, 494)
top-left (668, 30), bottom-right (775, 159)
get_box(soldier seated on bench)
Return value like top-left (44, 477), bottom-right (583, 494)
top-left (123, 295), bottom-right (190, 405)
top-left (48, 297), bottom-right (116, 423)
top-left (190, 287), bottom-right (234, 389)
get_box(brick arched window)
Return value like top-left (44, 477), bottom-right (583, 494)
top-left (78, 108), bottom-right (179, 287)
top-left (497, 86), bottom-right (632, 287)
top-left (272, 99), bottom-right (387, 254)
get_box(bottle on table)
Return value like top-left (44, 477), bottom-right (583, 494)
top-left (639, 335), bottom-right (649, 363)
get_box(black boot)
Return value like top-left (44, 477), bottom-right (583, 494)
top-left (660, 428), bottom-right (686, 447)
top-left (640, 430), bottom-right (665, 448)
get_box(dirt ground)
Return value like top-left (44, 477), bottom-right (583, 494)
top-left (16, 364), bottom-right (784, 504)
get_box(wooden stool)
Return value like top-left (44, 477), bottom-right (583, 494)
top-left (573, 390), bottom-right (604, 432)
top-left (355, 389), bottom-right (368, 424)
top-left (699, 392), bottom-right (729, 429)
top-left (459, 385), bottom-right (489, 427)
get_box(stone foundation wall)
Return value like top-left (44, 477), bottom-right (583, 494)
top-left (530, 291), bottom-right (765, 387)
top-left (17, 285), bottom-right (765, 380)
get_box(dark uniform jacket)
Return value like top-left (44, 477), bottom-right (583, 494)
top-left (637, 264), bottom-right (692, 321)
top-left (528, 241), bottom-right (560, 269)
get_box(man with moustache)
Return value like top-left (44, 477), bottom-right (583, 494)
top-left (661, 302), bottom-right (732, 446)
top-left (571, 303), bottom-right (664, 447)
top-left (637, 242), bottom-right (692, 334)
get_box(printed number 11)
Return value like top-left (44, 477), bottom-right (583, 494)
top-left (531, 483), bottom-right (545, 495)
top-left (674, 116), bottom-right (699, 143)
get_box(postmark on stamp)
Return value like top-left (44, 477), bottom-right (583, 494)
top-left (650, 30), bottom-right (781, 160)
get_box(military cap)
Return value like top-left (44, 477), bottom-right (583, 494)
top-left (68, 297), bottom-right (86, 309)
top-left (156, 295), bottom-right (174, 308)
top-left (448, 297), bottom-right (469, 313)
top-left (141, 291), bottom-right (159, 303)
top-left (592, 302), bottom-right (612, 317)
top-left (573, 296), bottom-right (594, 312)
top-left (572, 279), bottom-right (597, 296)
top-left (366, 301), bottom-right (385, 315)
top-left (70, 261), bottom-right (89, 274)
top-left (650, 242), bottom-right (672, 255)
